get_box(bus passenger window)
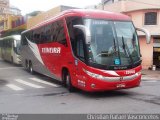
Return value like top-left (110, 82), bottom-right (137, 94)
top-left (56, 20), bottom-right (67, 46)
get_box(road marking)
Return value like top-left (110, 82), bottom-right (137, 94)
top-left (15, 79), bottom-right (44, 88)
top-left (6, 84), bottom-right (24, 91)
top-left (29, 78), bottom-right (59, 87)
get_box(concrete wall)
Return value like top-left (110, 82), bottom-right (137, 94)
top-left (27, 6), bottom-right (77, 29)
top-left (101, 0), bottom-right (160, 13)
top-left (27, 6), bottom-right (61, 29)
top-left (139, 36), bottom-right (153, 69)
top-left (100, 1), bottom-right (125, 12)
top-left (125, 0), bottom-right (160, 12)
top-left (125, 10), bottom-right (160, 36)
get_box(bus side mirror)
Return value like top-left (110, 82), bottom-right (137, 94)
top-left (73, 25), bottom-right (91, 44)
top-left (73, 25), bottom-right (86, 34)
top-left (136, 28), bottom-right (151, 44)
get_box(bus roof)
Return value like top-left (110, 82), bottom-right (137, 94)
top-left (64, 9), bottom-right (131, 20)
top-left (23, 9), bottom-right (131, 33)
top-left (0, 35), bottom-right (21, 41)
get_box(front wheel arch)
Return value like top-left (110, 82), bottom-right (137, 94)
top-left (62, 68), bottom-right (75, 92)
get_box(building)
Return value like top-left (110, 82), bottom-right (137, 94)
top-left (98, 0), bottom-right (160, 69)
top-left (0, 0), bottom-right (9, 31)
top-left (85, 5), bottom-right (97, 9)
top-left (0, 0), bottom-right (9, 15)
top-left (0, 0), bottom-right (26, 37)
top-left (10, 5), bottom-right (21, 15)
top-left (27, 5), bottom-right (77, 29)
top-left (0, 0), bottom-right (21, 16)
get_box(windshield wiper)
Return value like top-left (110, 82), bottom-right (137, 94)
top-left (121, 36), bottom-right (134, 65)
top-left (122, 37), bottom-right (127, 55)
top-left (112, 38), bottom-right (118, 55)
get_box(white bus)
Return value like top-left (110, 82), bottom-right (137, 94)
top-left (0, 35), bottom-right (21, 64)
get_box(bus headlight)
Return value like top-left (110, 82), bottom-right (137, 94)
top-left (83, 69), bottom-right (106, 80)
top-left (83, 69), bottom-right (141, 82)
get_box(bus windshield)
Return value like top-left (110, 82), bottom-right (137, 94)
top-left (84, 19), bottom-right (141, 69)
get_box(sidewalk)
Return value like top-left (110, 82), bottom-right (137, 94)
top-left (142, 69), bottom-right (160, 80)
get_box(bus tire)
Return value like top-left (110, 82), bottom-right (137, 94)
top-left (63, 70), bottom-right (75, 92)
top-left (29, 61), bottom-right (34, 74)
top-left (25, 60), bottom-right (29, 70)
top-left (62, 69), bottom-right (67, 87)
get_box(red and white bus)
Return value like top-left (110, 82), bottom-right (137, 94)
top-left (21, 9), bottom-right (150, 92)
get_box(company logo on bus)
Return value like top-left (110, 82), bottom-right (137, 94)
top-left (42, 47), bottom-right (61, 54)
top-left (125, 70), bottom-right (135, 75)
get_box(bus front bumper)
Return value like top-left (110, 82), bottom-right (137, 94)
top-left (76, 73), bottom-right (141, 92)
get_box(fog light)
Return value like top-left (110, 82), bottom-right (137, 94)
top-left (91, 84), bottom-right (96, 88)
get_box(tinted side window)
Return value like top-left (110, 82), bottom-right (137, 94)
top-left (38, 20), bottom-right (66, 45)
top-left (0, 41), bottom-right (1, 47)
top-left (44, 25), bottom-right (51, 43)
top-left (21, 34), bottom-right (25, 45)
top-left (5, 39), bottom-right (11, 48)
top-left (21, 32), bottom-right (32, 45)
top-left (33, 28), bottom-right (43, 44)
top-left (9, 39), bottom-right (12, 48)
top-left (40, 27), bottom-right (46, 44)
top-left (50, 20), bottom-right (67, 45)
top-left (56, 20), bottom-right (67, 45)
top-left (31, 26), bottom-right (49, 44)
top-left (22, 20), bottom-right (67, 45)
top-left (76, 33), bottom-right (85, 61)
top-left (66, 16), bottom-right (83, 55)
top-left (4, 40), bottom-right (6, 47)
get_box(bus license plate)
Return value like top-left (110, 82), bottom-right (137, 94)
top-left (117, 83), bottom-right (126, 88)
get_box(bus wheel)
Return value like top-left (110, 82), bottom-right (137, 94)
top-left (29, 61), bottom-right (34, 74)
top-left (64, 71), bottom-right (75, 92)
top-left (25, 60), bottom-right (29, 70)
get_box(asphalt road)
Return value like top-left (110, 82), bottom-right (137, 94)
top-left (0, 59), bottom-right (160, 114)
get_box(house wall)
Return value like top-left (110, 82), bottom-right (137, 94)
top-left (125, 10), bottom-right (160, 36)
top-left (139, 36), bottom-right (153, 69)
